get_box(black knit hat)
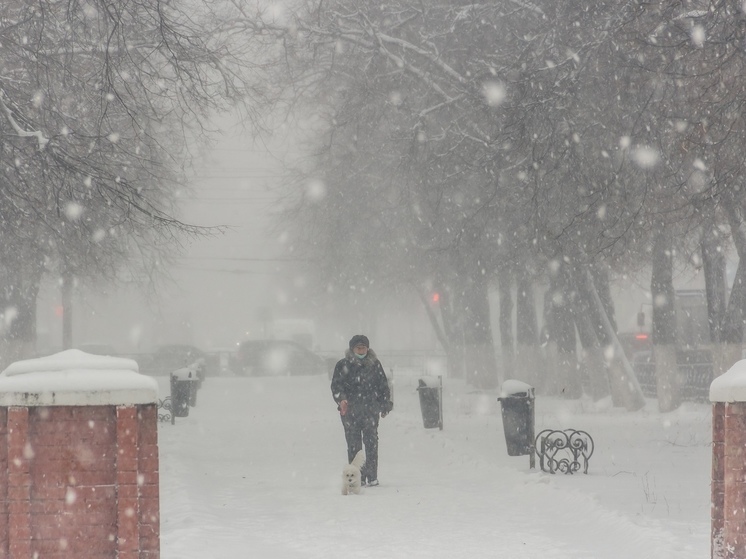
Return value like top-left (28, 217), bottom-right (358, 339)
top-left (349, 335), bottom-right (370, 349)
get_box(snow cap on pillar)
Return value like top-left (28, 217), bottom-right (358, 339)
top-left (0, 349), bottom-right (158, 406)
top-left (710, 359), bottom-right (746, 402)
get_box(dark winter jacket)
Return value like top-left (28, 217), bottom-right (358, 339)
top-left (331, 348), bottom-right (393, 416)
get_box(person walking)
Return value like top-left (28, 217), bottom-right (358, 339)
top-left (331, 334), bottom-right (393, 487)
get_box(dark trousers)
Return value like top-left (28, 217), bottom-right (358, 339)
top-left (341, 412), bottom-right (380, 482)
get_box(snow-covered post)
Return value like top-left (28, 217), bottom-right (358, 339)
top-left (0, 350), bottom-right (160, 558)
top-left (709, 360), bottom-right (746, 558)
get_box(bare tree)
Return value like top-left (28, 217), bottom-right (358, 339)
top-left (0, 0), bottom-right (272, 358)
top-left (267, 0), bottom-right (746, 404)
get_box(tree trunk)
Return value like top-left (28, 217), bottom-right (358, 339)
top-left (61, 270), bottom-right (74, 350)
top-left (701, 222), bottom-right (728, 375)
top-left (439, 284), bottom-right (466, 380)
top-left (571, 266), bottom-right (610, 401)
top-left (497, 266), bottom-right (515, 381)
top-left (541, 288), bottom-right (559, 395)
top-left (461, 258), bottom-right (499, 389)
top-left (583, 268), bottom-right (646, 411)
top-left (591, 265), bottom-right (618, 335)
top-left (549, 262), bottom-right (581, 398)
top-left (515, 267), bottom-right (541, 390)
top-left (418, 283), bottom-right (467, 381)
top-left (651, 229), bottom-right (680, 412)
top-left (719, 199), bottom-right (746, 375)
top-left (0, 264), bottom-right (43, 370)
top-left (719, 256), bottom-right (746, 375)
top-left (701, 222), bottom-right (726, 344)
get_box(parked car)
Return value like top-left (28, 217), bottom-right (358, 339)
top-left (233, 340), bottom-right (330, 376)
top-left (140, 344), bottom-right (217, 377)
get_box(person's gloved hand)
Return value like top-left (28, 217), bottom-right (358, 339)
top-left (381, 400), bottom-right (393, 418)
top-left (339, 400), bottom-right (348, 416)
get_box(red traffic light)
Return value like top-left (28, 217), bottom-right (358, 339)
top-left (431, 292), bottom-right (440, 303)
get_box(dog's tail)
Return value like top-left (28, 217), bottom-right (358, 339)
top-left (351, 449), bottom-right (366, 469)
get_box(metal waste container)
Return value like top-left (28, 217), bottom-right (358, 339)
top-left (497, 380), bottom-right (535, 463)
top-left (170, 368), bottom-right (198, 420)
top-left (184, 364), bottom-right (202, 407)
top-left (417, 376), bottom-right (443, 430)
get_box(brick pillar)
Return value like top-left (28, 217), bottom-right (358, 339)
top-left (712, 402), bottom-right (725, 557)
top-left (723, 402), bottom-right (746, 558)
top-left (711, 363), bottom-right (746, 559)
top-left (0, 350), bottom-right (160, 559)
top-left (7, 407), bottom-right (31, 559)
top-left (117, 405), bottom-right (140, 559)
top-left (0, 408), bottom-right (7, 558)
top-left (115, 404), bottom-right (160, 559)
top-left (138, 405), bottom-right (161, 558)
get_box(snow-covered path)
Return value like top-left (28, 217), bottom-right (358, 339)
top-left (156, 373), bottom-right (710, 558)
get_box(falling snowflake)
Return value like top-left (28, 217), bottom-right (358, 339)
top-left (64, 202), bottom-right (84, 221)
top-left (482, 81), bottom-right (506, 107)
top-left (631, 146), bottom-right (659, 169)
top-left (306, 179), bottom-right (326, 201)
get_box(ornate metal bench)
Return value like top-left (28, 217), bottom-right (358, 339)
top-left (535, 429), bottom-right (594, 474)
top-left (157, 396), bottom-right (173, 423)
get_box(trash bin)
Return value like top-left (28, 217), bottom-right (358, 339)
top-left (170, 368), bottom-right (198, 419)
top-left (497, 380), bottom-right (535, 457)
top-left (417, 376), bottom-right (443, 430)
top-left (184, 365), bottom-right (201, 407)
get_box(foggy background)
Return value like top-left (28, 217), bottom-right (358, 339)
top-left (30, 101), bottom-right (708, 364)
top-left (31, 115), bottom-right (443, 359)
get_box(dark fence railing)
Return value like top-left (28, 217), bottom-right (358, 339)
top-left (632, 350), bottom-right (712, 402)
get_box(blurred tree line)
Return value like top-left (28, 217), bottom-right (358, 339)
top-left (261, 0), bottom-right (746, 411)
top-left (0, 0), bottom-right (273, 365)
top-left (3, 0), bottom-right (744, 413)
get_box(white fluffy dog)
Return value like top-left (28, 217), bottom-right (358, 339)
top-left (341, 450), bottom-right (366, 495)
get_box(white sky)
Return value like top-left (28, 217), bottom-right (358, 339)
top-left (36, 117), bottom-right (303, 353)
top-left (169, 120), bottom-right (295, 348)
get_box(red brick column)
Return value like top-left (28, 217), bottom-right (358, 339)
top-left (117, 406), bottom-right (140, 559)
top-left (712, 402), bottom-right (725, 557)
top-left (0, 407), bottom-right (7, 558)
top-left (138, 405), bottom-right (161, 558)
top-left (116, 404), bottom-right (160, 559)
top-left (0, 351), bottom-right (160, 558)
top-left (722, 402), bottom-right (746, 558)
top-left (7, 407), bottom-right (31, 559)
top-left (29, 406), bottom-right (117, 557)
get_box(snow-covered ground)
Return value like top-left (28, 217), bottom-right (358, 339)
top-left (156, 370), bottom-right (710, 559)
